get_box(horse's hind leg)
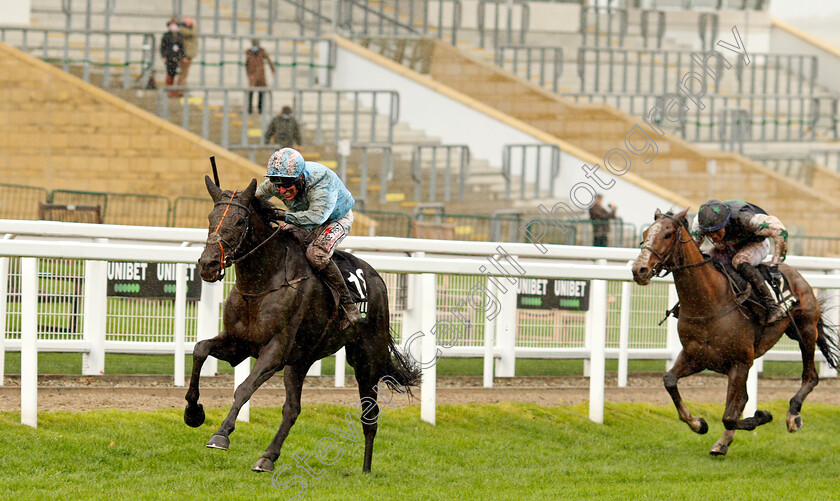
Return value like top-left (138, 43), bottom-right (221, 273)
top-left (664, 351), bottom-right (708, 434)
top-left (712, 362), bottom-right (774, 456)
top-left (184, 333), bottom-right (248, 428)
top-left (353, 364), bottom-right (381, 473)
top-left (206, 339), bottom-right (284, 452)
top-left (253, 364), bottom-right (307, 473)
top-left (787, 318), bottom-right (820, 433)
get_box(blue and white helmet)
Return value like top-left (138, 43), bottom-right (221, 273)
top-left (265, 148), bottom-right (305, 179)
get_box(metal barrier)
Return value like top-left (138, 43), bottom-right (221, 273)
top-left (562, 92), bottom-right (839, 143)
top-left (502, 144), bottom-right (561, 200)
top-left (810, 148), bottom-right (840, 173)
top-left (354, 209), bottom-right (413, 237)
top-left (577, 47), bottom-right (816, 96)
top-left (411, 145), bottom-right (470, 202)
top-left (580, 6), bottom-right (628, 48)
top-left (788, 235), bottom-right (840, 258)
top-left (747, 152), bottom-right (815, 185)
top-left (337, 0), bottom-right (461, 45)
top-left (0, 185), bottom-right (49, 221)
top-left (353, 34), bottom-right (435, 74)
top-left (342, 143), bottom-right (394, 204)
top-left (50, 190), bottom-right (172, 227)
top-left (495, 45), bottom-right (563, 92)
top-left (171, 196), bottom-right (212, 229)
top-left (294, 89), bottom-right (400, 146)
top-left (0, 27), bottom-right (155, 89)
top-left (698, 12), bottom-right (719, 51)
top-left (477, 0), bottom-right (529, 49)
top-left (640, 9), bottom-right (665, 49)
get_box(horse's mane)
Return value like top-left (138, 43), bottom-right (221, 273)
top-left (250, 195), bottom-right (287, 229)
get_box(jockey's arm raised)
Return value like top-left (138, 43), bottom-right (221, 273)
top-left (747, 214), bottom-right (788, 264)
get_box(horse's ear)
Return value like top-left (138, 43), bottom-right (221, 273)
top-left (675, 208), bottom-right (689, 222)
top-left (654, 208), bottom-right (663, 220)
top-left (240, 178), bottom-right (258, 206)
top-left (205, 175), bottom-right (222, 202)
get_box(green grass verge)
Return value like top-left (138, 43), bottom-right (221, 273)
top-left (2, 402), bottom-right (840, 500)
top-left (0, 353), bottom-right (809, 378)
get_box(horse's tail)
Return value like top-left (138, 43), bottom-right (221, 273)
top-left (816, 306), bottom-right (840, 370)
top-left (381, 329), bottom-right (422, 396)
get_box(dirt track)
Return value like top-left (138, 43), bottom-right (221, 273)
top-left (3, 373), bottom-right (840, 412)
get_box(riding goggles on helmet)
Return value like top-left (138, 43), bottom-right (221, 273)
top-left (271, 177), bottom-right (297, 189)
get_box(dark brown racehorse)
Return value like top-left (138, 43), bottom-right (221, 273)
top-left (185, 176), bottom-right (420, 472)
top-left (632, 209), bottom-right (840, 455)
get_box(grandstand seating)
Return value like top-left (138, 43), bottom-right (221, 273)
top-left (3, 0), bottom-right (840, 244)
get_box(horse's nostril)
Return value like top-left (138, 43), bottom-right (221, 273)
top-left (639, 267), bottom-right (648, 275)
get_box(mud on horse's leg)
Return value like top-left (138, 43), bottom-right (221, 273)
top-left (184, 334), bottom-right (245, 428)
top-left (787, 321), bottom-right (820, 433)
top-left (712, 363), bottom-right (773, 456)
top-left (207, 340), bottom-right (284, 452)
top-left (664, 352), bottom-right (708, 435)
top-left (252, 365), bottom-right (308, 473)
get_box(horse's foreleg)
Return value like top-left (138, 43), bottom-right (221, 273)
top-left (252, 365), bottom-right (307, 473)
top-left (712, 363), bottom-right (773, 456)
top-left (788, 320), bottom-right (820, 433)
top-left (207, 341), bottom-right (283, 452)
top-left (184, 333), bottom-right (247, 428)
top-left (664, 352), bottom-right (707, 434)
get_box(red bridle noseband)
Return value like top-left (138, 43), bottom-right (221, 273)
top-left (639, 214), bottom-right (710, 277)
top-left (207, 190), bottom-right (250, 279)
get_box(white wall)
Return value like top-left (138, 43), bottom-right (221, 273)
top-left (0, 0), bottom-right (31, 26)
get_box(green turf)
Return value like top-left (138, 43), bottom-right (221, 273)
top-left (2, 402), bottom-right (840, 500)
top-left (0, 352), bottom-right (812, 379)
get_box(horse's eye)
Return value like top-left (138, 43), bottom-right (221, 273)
top-left (663, 232), bottom-right (673, 240)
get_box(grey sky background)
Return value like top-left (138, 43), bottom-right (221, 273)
top-left (769, 0), bottom-right (840, 47)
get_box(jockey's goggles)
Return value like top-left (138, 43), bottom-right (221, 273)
top-left (271, 177), bottom-right (297, 189)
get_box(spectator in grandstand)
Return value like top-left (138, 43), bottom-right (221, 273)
top-left (244, 39), bottom-right (275, 114)
top-left (177, 17), bottom-right (198, 89)
top-left (255, 148), bottom-right (361, 329)
top-left (589, 194), bottom-right (616, 247)
top-left (264, 105), bottom-right (302, 150)
top-left (690, 199), bottom-right (788, 324)
top-left (160, 18), bottom-right (184, 98)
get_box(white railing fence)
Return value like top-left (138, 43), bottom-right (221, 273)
top-left (2, 220), bottom-right (839, 427)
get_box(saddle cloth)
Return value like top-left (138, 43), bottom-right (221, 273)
top-left (714, 261), bottom-right (798, 317)
top-left (331, 250), bottom-right (370, 319)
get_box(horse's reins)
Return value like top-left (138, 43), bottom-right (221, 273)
top-left (640, 214), bottom-right (711, 278)
top-left (208, 192), bottom-right (289, 281)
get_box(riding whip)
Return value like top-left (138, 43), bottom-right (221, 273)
top-left (210, 156), bottom-right (220, 187)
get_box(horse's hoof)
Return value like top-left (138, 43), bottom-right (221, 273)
top-left (252, 457), bottom-right (274, 472)
top-left (695, 418), bottom-right (709, 435)
top-left (206, 434), bottom-right (230, 450)
top-left (787, 413), bottom-right (803, 433)
top-left (755, 410), bottom-right (773, 424)
top-left (184, 403), bottom-right (205, 428)
top-left (709, 443), bottom-right (728, 456)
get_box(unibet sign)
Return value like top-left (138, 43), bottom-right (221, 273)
top-left (107, 262), bottom-right (202, 300)
top-left (516, 278), bottom-right (590, 311)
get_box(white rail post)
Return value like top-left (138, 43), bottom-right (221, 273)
top-left (307, 359), bottom-right (322, 376)
top-left (174, 262), bottom-right (187, 387)
top-left (745, 356), bottom-right (763, 418)
top-left (483, 280), bottom-right (497, 388)
top-left (617, 275), bottom-right (632, 387)
top-left (665, 284), bottom-right (680, 371)
top-left (82, 259), bottom-right (107, 375)
top-left (494, 273), bottom-right (517, 378)
top-left (196, 280), bottom-right (222, 377)
top-left (821, 271), bottom-right (840, 378)
top-left (402, 253), bottom-right (424, 364)
top-left (419, 271), bottom-right (438, 425)
top-left (334, 347), bottom-right (346, 387)
top-left (0, 249), bottom-right (9, 386)
top-left (589, 260), bottom-right (608, 424)
top-left (21, 257), bottom-right (38, 428)
top-left (236, 357), bottom-right (251, 422)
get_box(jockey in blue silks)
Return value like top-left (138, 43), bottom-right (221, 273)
top-left (256, 148), bottom-right (361, 329)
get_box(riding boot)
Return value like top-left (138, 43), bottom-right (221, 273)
top-left (320, 260), bottom-right (362, 330)
top-left (737, 262), bottom-right (786, 324)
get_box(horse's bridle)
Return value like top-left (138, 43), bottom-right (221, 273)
top-left (640, 214), bottom-right (711, 278)
top-left (208, 190), bottom-right (251, 279)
